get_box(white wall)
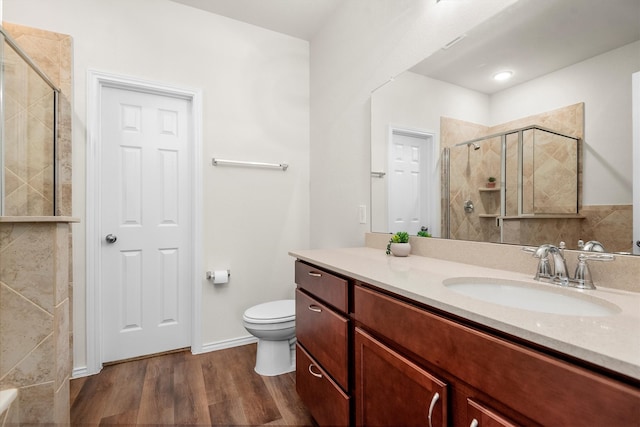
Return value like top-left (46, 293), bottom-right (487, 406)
top-left (3, 0), bottom-right (309, 371)
top-left (490, 41), bottom-right (640, 206)
top-left (309, 0), bottom-right (518, 248)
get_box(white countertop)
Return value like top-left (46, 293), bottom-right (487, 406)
top-left (290, 247), bottom-right (640, 381)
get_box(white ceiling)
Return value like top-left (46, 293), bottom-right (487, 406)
top-left (410, 0), bottom-right (640, 94)
top-left (169, 0), bottom-right (640, 94)
top-left (170, 0), bottom-right (344, 41)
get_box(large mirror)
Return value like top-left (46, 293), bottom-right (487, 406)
top-left (371, 0), bottom-right (640, 254)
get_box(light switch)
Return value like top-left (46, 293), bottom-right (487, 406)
top-left (358, 205), bottom-right (367, 224)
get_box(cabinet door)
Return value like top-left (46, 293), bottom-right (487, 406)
top-left (467, 399), bottom-right (517, 427)
top-left (355, 328), bottom-right (447, 427)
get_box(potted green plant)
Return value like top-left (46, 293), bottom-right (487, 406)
top-left (417, 227), bottom-right (431, 237)
top-left (386, 231), bottom-right (411, 256)
top-left (487, 176), bottom-right (497, 188)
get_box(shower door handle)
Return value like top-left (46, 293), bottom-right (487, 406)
top-left (105, 234), bottom-right (118, 244)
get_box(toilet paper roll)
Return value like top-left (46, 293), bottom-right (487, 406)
top-left (212, 270), bottom-right (229, 284)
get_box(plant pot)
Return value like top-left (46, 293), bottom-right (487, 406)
top-left (390, 242), bottom-right (411, 257)
top-left (486, 182), bottom-right (496, 188)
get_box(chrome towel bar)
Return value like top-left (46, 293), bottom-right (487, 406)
top-left (212, 158), bottom-right (288, 171)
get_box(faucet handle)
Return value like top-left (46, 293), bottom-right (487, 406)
top-left (578, 253), bottom-right (614, 262)
top-left (573, 253), bottom-right (614, 290)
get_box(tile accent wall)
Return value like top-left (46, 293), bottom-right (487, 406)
top-left (580, 204), bottom-right (634, 253)
top-left (0, 222), bottom-right (71, 424)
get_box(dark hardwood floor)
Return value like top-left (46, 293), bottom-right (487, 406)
top-left (70, 344), bottom-right (315, 426)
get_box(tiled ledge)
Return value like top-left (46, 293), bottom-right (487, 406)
top-left (0, 216), bottom-right (80, 223)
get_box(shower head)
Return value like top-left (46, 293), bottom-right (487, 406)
top-left (454, 140), bottom-right (482, 150)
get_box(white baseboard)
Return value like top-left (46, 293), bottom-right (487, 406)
top-left (196, 335), bottom-right (258, 354)
top-left (72, 366), bottom-right (93, 379)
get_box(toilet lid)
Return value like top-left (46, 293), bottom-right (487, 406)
top-left (244, 299), bottom-right (295, 323)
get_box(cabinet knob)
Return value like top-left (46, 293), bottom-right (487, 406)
top-left (308, 364), bottom-right (323, 378)
top-left (427, 392), bottom-right (440, 427)
top-left (470, 419), bottom-right (479, 427)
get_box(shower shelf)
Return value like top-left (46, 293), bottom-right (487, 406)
top-left (479, 187), bottom-right (500, 192)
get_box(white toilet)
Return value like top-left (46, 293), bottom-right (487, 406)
top-left (243, 299), bottom-right (296, 376)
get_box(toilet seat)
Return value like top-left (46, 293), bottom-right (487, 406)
top-left (243, 299), bottom-right (295, 324)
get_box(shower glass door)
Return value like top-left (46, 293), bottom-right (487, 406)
top-left (0, 28), bottom-right (58, 216)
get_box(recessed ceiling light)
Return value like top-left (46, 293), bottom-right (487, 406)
top-left (493, 71), bottom-right (513, 81)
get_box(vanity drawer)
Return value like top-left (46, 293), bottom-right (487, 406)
top-left (353, 284), bottom-right (640, 426)
top-left (296, 344), bottom-right (350, 427)
top-left (295, 260), bottom-right (348, 312)
top-left (296, 288), bottom-right (349, 390)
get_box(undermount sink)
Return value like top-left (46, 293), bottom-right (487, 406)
top-left (443, 277), bottom-right (621, 317)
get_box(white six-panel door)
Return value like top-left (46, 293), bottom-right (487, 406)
top-left (100, 86), bottom-right (192, 362)
top-left (388, 130), bottom-right (434, 235)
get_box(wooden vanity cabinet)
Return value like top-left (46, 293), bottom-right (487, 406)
top-left (294, 261), bottom-right (350, 426)
top-left (353, 283), bottom-right (640, 427)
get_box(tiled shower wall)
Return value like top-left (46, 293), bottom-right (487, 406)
top-left (0, 23), bottom-right (73, 424)
top-left (442, 103), bottom-right (633, 252)
top-left (0, 222), bottom-right (71, 424)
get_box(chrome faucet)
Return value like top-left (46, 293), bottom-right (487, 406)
top-left (523, 242), bottom-right (614, 289)
top-left (527, 243), bottom-right (570, 285)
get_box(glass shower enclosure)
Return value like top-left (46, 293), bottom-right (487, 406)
top-left (444, 125), bottom-right (580, 243)
top-left (0, 26), bottom-right (60, 216)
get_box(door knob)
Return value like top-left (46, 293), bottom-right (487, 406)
top-left (105, 234), bottom-right (118, 244)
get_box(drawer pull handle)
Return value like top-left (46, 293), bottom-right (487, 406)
top-left (308, 364), bottom-right (323, 378)
top-left (427, 392), bottom-right (440, 427)
top-left (308, 271), bottom-right (322, 277)
top-left (308, 305), bottom-right (322, 313)
top-left (470, 419), bottom-right (479, 427)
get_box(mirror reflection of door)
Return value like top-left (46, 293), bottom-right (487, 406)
top-left (387, 128), bottom-right (436, 236)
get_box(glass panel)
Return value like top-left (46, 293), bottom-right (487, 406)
top-left (1, 35), bottom-right (56, 216)
top-left (525, 129), bottom-right (579, 215)
top-left (504, 132), bottom-right (519, 217)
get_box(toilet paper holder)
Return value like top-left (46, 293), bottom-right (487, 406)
top-left (206, 270), bottom-right (231, 282)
